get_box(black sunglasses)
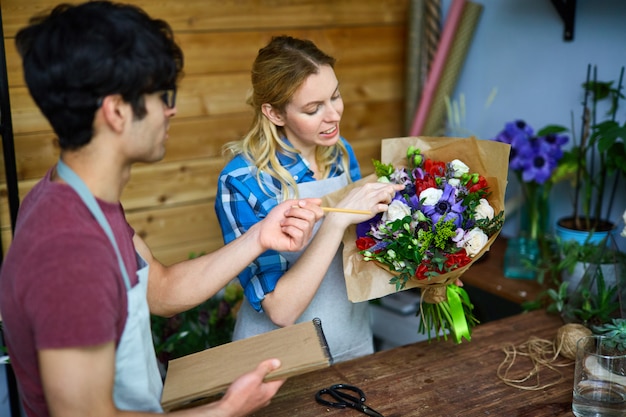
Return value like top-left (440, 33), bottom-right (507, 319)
top-left (96, 88), bottom-right (177, 109)
top-left (158, 88), bottom-right (177, 109)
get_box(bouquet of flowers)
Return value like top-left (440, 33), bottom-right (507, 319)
top-left (330, 137), bottom-right (510, 343)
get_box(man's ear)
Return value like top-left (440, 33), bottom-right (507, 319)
top-left (261, 103), bottom-right (285, 126)
top-left (98, 94), bottom-right (130, 134)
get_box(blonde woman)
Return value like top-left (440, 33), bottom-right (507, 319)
top-left (215, 36), bottom-right (403, 362)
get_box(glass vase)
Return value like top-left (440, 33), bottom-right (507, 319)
top-left (504, 182), bottom-right (550, 280)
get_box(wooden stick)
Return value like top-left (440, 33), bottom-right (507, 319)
top-left (321, 207), bottom-right (372, 215)
top-left (291, 205), bottom-right (372, 215)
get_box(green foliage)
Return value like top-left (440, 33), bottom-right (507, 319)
top-left (150, 252), bottom-right (244, 367)
top-left (476, 211), bottom-right (505, 237)
top-left (551, 66), bottom-right (626, 229)
top-left (561, 262), bottom-right (620, 327)
top-left (545, 281), bottom-right (570, 314)
top-left (151, 281), bottom-right (243, 366)
top-left (528, 233), bottom-right (625, 329)
top-left (0, 322), bottom-right (9, 363)
top-left (372, 159), bottom-right (395, 179)
top-left (592, 318), bottom-right (626, 352)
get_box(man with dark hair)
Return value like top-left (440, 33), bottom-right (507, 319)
top-left (0, 2), bottom-right (322, 416)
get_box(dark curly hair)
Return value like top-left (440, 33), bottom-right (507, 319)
top-left (16, 1), bottom-right (184, 150)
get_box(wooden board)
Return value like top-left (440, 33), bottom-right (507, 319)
top-left (161, 319), bottom-right (333, 412)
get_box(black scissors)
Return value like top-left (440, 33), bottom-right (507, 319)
top-left (315, 384), bottom-right (385, 417)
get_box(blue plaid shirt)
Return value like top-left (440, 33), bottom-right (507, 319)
top-left (215, 137), bottom-right (361, 311)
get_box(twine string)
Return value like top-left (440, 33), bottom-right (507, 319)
top-left (497, 336), bottom-right (574, 390)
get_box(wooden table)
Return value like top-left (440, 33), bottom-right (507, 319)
top-left (251, 310), bottom-right (574, 417)
top-left (461, 236), bottom-right (548, 305)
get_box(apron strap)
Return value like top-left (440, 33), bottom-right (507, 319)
top-left (56, 160), bottom-right (132, 290)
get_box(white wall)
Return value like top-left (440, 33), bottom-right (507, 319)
top-left (441, 0), bottom-right (626, 251)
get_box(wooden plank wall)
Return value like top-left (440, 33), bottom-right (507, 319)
top-left (0, 0), bottom-right (410, 265)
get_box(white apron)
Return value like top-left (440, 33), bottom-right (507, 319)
top-left (233, 173), bottom-right (373, 363)
top-left (57, 160), bottom-right (163, 412)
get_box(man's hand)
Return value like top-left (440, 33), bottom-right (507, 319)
top-left (256, 198), bottom-right (323, 252)
top-left (202, 359), bottom-right (286, 417)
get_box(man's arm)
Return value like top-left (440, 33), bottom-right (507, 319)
top-left (140, 198), bottom-right (323, 318)
top-left (39, 344), bottom-right (284, 417)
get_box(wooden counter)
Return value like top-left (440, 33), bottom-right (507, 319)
top-left (251, 310), bottom-right (573, 417)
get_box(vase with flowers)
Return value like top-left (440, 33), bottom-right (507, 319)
top-left (492, 120), bottom-right (569, 280)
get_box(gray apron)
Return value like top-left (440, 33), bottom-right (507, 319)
top-left (57, 160), bottom-right (163, 412)
top-left (233, 173), bottom-right (373, 363)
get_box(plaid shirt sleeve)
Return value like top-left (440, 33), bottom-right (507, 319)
top-left (215, 156), bottom-right (290, 312)
top-left (215, 138), bottom-right (359, 311)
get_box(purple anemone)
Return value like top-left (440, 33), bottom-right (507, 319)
top-left (421, 183), bottom-right (465, 228)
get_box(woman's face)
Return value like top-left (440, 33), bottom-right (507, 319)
top-left (278, 64), bottom-right (344, 154)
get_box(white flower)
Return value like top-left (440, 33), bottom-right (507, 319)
top-left (460, 227), bottom-right (489, 257)
top-left (448, 178), bottom-right (461, 188)
top-left (449, 159), bottom-right (470, 178)
top-left (621, 209), bottom-right (626, 238)
top-left (419, 187), bottom-right (442, 206)
top-left (474, 198), bottom-right (494, 221)
top-left (383, 200), bottom-right (412, 222)
top-left (392, 260), bottom-right (406, 270)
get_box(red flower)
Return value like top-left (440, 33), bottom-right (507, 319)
top-left (356, 237), bottom-right (377, 251)
top-left (414, 262), bottom-right (431, 280)
top-left (445, 249), bottom-right (472, 269)
top-left (415, 175), bottom-right (437, 195)
top-left (424, 159), bottom-right (446, 177)
top-left (468, 175), bottom-right (489, 194)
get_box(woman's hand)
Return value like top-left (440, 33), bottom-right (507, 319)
top-left (326, 182), bottom-right (405, 228)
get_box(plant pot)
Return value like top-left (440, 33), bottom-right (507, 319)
top-left (556, 218), bottom-right (625, 325)
top-left (563, 262), bottom-right (621, 295)
top-left (556, 217), bottom-right (619, 292)
top-left (556, 217), bottom-right (616, 246)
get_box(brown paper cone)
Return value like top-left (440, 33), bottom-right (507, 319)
top-left (334, 136), bottom-right (510, 302)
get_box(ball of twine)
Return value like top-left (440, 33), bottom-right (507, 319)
top-left (555, 323), bottom-right (592, 360)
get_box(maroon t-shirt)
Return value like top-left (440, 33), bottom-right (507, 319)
top-left (0, 168), bottom-right (139, 417)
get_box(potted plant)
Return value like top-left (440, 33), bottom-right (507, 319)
top-left (592, 318), bottom-right (626, 352)
top-left (553, 65), bottom-right (626, 240)
top-left (547, 66), bottom-right (626, 306)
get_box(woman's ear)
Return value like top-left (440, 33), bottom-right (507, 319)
top-left (261, 103), bottom-right (285, 126)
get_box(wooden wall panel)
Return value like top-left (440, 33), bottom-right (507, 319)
top-left (4, 25), bottom-right (406, 85)
top-left (1, 0), bottom-right (409, 36)
top-left (8, 62), bottom-right (404, 136)
top-left (1, 0), bottom-right (409, 264)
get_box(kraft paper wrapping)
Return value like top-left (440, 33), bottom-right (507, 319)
top-left (422, 1), bottom-right (483, 135)
top-left (323, 136), bottom-right (510, 303)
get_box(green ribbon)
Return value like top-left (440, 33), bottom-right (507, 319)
top-left (446, 285), bottom-right (472, 343)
